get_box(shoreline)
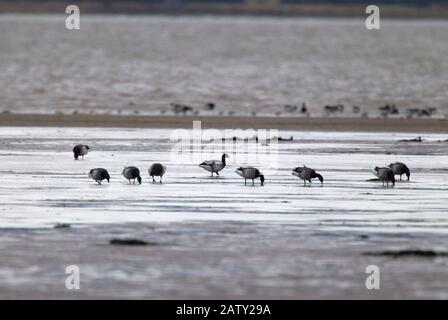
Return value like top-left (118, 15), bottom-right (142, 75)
top-left (1, 113), bottom-right (448, 132)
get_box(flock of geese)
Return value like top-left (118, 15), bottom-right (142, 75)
top-left (74, 144), bottom-right (411, 187)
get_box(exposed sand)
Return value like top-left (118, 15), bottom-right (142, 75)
top-left (1, 222), bottom-right (448, 299)
top-left (1, 113), bottom-right (448, 132)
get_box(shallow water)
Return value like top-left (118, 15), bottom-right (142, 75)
top-left (1, 127), bottom-right (448, 235)
top-left (1, 15), bottom-right (448, 116)
top-left (1, 126), bottom-right (448, 299)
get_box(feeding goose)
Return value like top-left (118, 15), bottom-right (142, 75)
top-left (89, 168), bottom-right (110, 185)
top-left (122, 166), bottom-right (142, 184)
top-left (73, 144), bottom-right (90, 160)
top-left (199, 153), bottom-right (229, 176)
top-left (373, 167), bottom-right (395, 187)
top-left (148, 163), bottom-right (167, 183)
top-left (389, 162), bottom-right (410, 181)
top-left (292, 166), bottom-right (324, 186)
top-left (235, 167), bottom-right (265, 186)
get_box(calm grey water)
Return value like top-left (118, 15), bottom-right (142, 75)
top-left (1, 14), bottom-right (448, 115)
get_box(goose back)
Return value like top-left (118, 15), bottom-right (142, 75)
top-left (89, 168), bottom-right (110, 183)
top-left (149, 163), bottom-right (167, 177)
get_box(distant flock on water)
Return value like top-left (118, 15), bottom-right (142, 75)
top-left (74, 144), bottom-right (411, 188)
top-left (163, 102), bottom-right (442, 119)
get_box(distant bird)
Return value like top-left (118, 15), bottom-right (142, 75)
top-left (122, 166), bottom-right (142, 184)
top-left (324, 104), bottom-right (344, 115)
top-left (301, 103), bottom-right (307, 114)
top-left (379, 104), bottom-right (399, 116)
top-left (205, 102), bottom-right (215, 111)
top-left (284, 105), bottom-right (298, 113)
top-left (149, 163), bottom-right (167, 183)
top-left (171, 103), bottom-right (193, 115)
top-left (389, 162), bottom-right (410, 181)
top-left (199, 153), bottom-right (229, 176)
top-left (373, 167), bottom-right (395, 187)
top-left (73, 144), bottom-right (90, 160)
top-left (292, 166), bottom-right (324, 186)
top-left (89, 168), bottom-right (110, 185)
top-left (235, 167), bottom-right (265, 186)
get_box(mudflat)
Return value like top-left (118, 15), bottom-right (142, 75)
top-left (1, 113), bottom-right (448, 132)
top-left (1, 127), bottom-right (448, 298)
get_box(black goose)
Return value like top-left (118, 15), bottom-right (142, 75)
top-left (73, 144), bottom-right (90, 160)
top-left (122, 166), bottom-right (142, 184)
top-left (89, 168), bottom-right (110, 185)
top-left (235, 167), bottom-right (265, 186)
top-left (199, 153), bottom-right (229, 176)
top-left (374, 167), bottom-right (395, 187)
top-left (292, 166), bottom-right (324, 186)
top-left (148, 163), bottom-right (167, 183)
top-left (389, 162), bottom-right (410, 181)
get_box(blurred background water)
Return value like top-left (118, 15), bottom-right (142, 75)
top-left (1, 14), bottom-right (447, 116)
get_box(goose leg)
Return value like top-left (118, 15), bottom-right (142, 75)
top-left (245, 179), bottom-right (247, 186)
top-left (252, 179), bottom-right (254, 186)
top-left (211, 172), bottom-right (213, 177)
top-left (152, 176), bottom-right (156, 183)
top-left (303, 179), bottom-right (306, 186)
top-left (400, 174), bottom-right (402, 181)
top-left (97, 180), bottom-right (101, 185)
top-left (216, 172), bottom-right (219, 176)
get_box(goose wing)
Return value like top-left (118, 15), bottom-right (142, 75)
top-left (149, 163), bottom-right (166, 176)
top-left (235, 167), bottom-right (258, 178)
top-left (200, 160), bottom-right (217, 166)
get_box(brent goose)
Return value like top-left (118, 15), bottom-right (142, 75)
top-left (73, 144), bottom-right (90, 160)
top-left (235, 167), bottom-right (265, 186)
top-left (374, 167), bottom-right (395, 187)
top-left (199, 153), bottom-right (229, 176)
top-left (122, 166), bottom-right (142, 184)
top-left (89, 168), bottom-right (110, 185)
top-left (292, 166), bottom-right (324, 186)
top-left (148, 163), bottom-right (167, 183)
top-left (389, 162), bottom-right (410, 181)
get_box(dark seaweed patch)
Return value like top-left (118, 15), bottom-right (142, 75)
top-left (109, 238), bottom-right (155, 246)
top-left (54, 223), bottom-right (71, 229)
top-left (364, 249), bottom-right (448, 258)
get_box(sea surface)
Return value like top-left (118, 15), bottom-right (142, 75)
top-left (1, 15), bottom-right (448, 116)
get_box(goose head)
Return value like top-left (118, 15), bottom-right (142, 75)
top-left (405, 171), bottom-right (411, 180)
